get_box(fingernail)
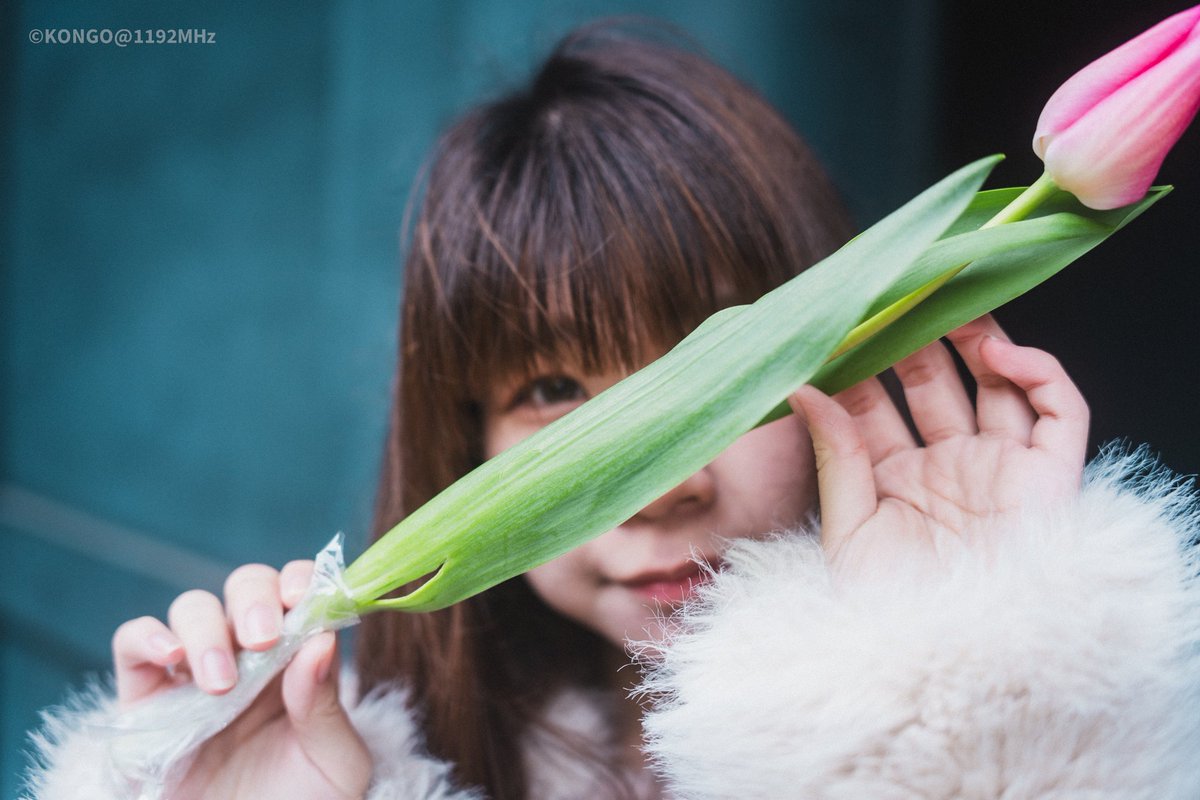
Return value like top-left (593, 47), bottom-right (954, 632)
top-left (149, 633), bottom-right (181, 659)
top-left (243, 603), bottom-right (280, 646)
top-left (202, 648), bottom-right (236, 691)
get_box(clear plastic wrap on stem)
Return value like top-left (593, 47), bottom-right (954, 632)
top-left (97, 536), bottom-right (358, 799)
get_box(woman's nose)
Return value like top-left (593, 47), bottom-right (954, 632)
top-left (632, 467), bottom-right (716, 522)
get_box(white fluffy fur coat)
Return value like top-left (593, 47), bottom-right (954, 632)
top-left (22, 449), bottom-right (1200, 798)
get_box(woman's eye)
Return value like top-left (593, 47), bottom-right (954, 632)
top-left (518, 375), bottom-right (587, 410)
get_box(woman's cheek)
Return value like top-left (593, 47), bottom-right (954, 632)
top-left (482, 416), bottom-right (532, 459)
top-left (716, 416), bottom-right (817, 532)
top-left (523, 552), bottom-right (593, 620)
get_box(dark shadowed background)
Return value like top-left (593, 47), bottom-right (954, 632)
top-left (3, 1), bottom-right (1197, 793)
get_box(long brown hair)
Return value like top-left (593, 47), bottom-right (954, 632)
top-left (355, 20), bottom-right (853, 798)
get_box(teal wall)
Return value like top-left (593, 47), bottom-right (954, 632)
top-left (2, 1), bottom-right (942, 793)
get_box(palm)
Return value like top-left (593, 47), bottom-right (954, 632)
top-left (791, 316), bottom-right (1088, 577)
top-left (875, 438), bottom-right (1069, 535)
top-left (845, 437), bottom-right (1074, 573)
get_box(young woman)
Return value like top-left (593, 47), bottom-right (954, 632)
top-left (28, 22), bottom-right (1200, 800)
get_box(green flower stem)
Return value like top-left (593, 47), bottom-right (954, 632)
top-left (295, 587), bottom-right (361, 629)
top-left (826, 172), bottom-right (1060, 361)
top-left (979, 171), bottom-right (1059, 229)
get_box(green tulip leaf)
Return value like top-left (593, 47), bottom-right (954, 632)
top-left (321, 156), bottom-right (1001, 617)
top-left (298, 162), bottom-right (1166, 625)
top-left (812, 185), bottom-right (1169, 396)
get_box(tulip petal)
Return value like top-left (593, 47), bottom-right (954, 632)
top-left (1034, 4), bottom-right (1200, 157)
top-left (1044, 24), bottom-right (1200, 209)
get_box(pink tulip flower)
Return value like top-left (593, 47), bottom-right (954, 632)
top-left (1033, 5), bottom-right (1200, 210)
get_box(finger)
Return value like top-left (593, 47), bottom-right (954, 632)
top-left (280, 560), bottom-right (316, 609)
top-left (892, 340), bottom-right (977, 443)
top-left (789, 385), bottom-right (878, 554)
top-left (283, 633), bottom-right (372, 799)
top-left (944, 315), bottom-right (1036, 444)
top-left (224, 564), bottom-right (283, 651)
top-left (223, 672), bottom-right (286, 734)
top-left (832, 376), bottom-right (916, 465)
top-left (168, 589), bottom-right (237, 694)
top-left (113, 616), bottom-right (185, 707)
top-left (977, 337), bottom-right (1089, 467)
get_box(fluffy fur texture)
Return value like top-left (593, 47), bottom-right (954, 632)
top-left (21, 674), bottom-right (631, 798)
top-left (346, 684), bottom-right (481, 799)
top-left (21, 677), bottom-right (480, 800)
top-left (639, 447), bottom-right (1200, 798)
top-left (22, 683), bottom-right (128, 800)
top-left (21, 447), bottom-right (1200, 798)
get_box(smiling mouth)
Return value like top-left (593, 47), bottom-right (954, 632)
top-left (618, 557), bottom-right (720, 605)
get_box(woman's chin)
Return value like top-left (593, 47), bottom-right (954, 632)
top-left (603, 598), bottom-right (687, 651)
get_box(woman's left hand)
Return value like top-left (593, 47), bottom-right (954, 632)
top-left (788, 314), bottom-right (1089, 578)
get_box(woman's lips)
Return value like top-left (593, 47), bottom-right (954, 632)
top-left (618, 559), bottom-right (716, 605)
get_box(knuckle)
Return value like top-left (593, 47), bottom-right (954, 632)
top-left (975, 372), bottom-right (1013, 391)
top-left (841, 436), bottom-right (870, 460)
top-left (894, 352), bottom-right (943, 387)
top-left (223, 563), bottom-right (277, 596)
top-left (816, 433), bottom-right (867, 465)
top-left (921, 424), bottom-right (959, 442)
top-left (837, 384), bottom-right (885, 418)
top-left (1038, 351), bottom-right (1064, 375)
top-left (280, 560), bottom-right (316, 597)
top-left (1018, 345), bottom-right (1063, 377)
top-left (168, 588), bottom-right (219, 621)
top-left (112, 616), bottom-right (156, 648)
top-left (281, 559), bottom-right (315, 577)
top-left (944, 324), bottom-right (978, 343)
top-left (1061, 391), bottom-right (1090, 423)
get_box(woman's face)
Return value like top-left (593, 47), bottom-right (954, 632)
top-left (482, 359), bottom-right (817, 647)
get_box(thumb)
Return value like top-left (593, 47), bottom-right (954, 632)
top-left (788, 385), bottom-right (878, 554)
top-left (282, 632), bottom-right (372, 798)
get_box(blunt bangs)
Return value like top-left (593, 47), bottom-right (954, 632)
top-left (364, 24), bottom-right (854, 794)
top-left (400, 22), bottom-right (851, 471)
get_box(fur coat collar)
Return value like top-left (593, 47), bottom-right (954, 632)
top-left (22, 448), bottom-right (1200, 799)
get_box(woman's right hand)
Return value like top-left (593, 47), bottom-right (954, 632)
top-left (112, 561), bottom-right (372, 800)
